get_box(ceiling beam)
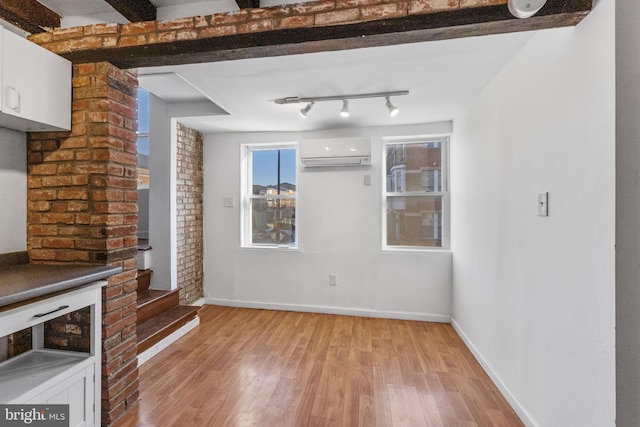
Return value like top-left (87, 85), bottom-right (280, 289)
top-left (104, 0), bottom-right (156, 23)
top-left (0, 0), bottom-right (60, 33)
top-left (236, 0), bottom-right (261, 10)
top-left (58, 0), bottom-right (591, 69)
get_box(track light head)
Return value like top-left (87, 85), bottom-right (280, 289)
top-left (386, 96), bottom-right (399, 117)
top-left (340, 99), bottom-right (350, 118)
top-left (299, 101), bottom-right (314, 118)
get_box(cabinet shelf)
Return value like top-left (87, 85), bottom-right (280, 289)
top-left (0, 349), bottom-right (93, 403)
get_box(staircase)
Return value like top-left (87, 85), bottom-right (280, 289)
top-left (136, 268), bottom-right (200, 357)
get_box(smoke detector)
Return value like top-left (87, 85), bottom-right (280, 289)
top-left (508, 0), bottom-right (548, 18)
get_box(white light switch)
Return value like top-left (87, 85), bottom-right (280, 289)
top-left (364, 174), bottom-right (371, 186)
top-left (329, 274), bottom-right (337, 286)
top-left (223, 197), bottom-right (234, 207)
top-left (537, 192), bottom-right (548, 217)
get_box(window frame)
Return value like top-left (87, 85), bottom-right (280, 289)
top-left (136, 87), bottom-right (150, 190)
top-left (241, 142), bottom-right (299, 249)
top-left (382, 137), bottom-right (450, 251)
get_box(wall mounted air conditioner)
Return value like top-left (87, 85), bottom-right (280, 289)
top-left (300, 137), bottom-right (372, 167)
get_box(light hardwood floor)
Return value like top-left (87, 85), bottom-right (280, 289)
top-left (115, 305), bottom-right (523, 426)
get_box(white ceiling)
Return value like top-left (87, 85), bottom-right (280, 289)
top-left (36, 0), bottom-right (535, 135)
top-left (37, 0), bottom-right (243, 26)
top-left (36, 0), bottom-right (320, 18)
top-left (37, 0), bottom-right (117, 16)
top-left (139, 32), bottom-right (533, 134)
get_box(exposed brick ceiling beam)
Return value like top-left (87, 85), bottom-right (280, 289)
top-left (32, 0), bottom-right (592, 69)
top-left (0, 0), bottom-right (60, 33)
top-left (236, 0), bottom-right (261, 9)
top-left (104, 0), bottom-right (156, 23)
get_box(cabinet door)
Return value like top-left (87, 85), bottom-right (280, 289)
top-left (2, 29), bottom-right (71, 131)
top-left (28, 364), bottom-right (95, 427)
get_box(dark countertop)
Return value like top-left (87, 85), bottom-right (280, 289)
top-left (0, 264), bottom-right (121, 308)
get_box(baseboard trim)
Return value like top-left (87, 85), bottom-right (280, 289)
top-left (138, 316), bottom-right (200, 366)
top-left (451, 317), bottom-right (537, 427)
top-left (190, 297), bottom-right (206, 307)
top-left (205, 298), bottom-right (450, 323)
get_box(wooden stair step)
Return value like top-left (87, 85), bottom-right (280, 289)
top-left (137, 305), bottom-right (200, 354)
top-left (136, 289), bottom-right (179, 325)
top-left (137, 239), bottom-right (151, 251)
top-left (137, 269), bottom-right (152, 292)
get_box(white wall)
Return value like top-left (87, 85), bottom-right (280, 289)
top-left (149, 94), bottom-right (177, 290)
top-left (137, 188), bottom-right (150, 240)
top-left (615, 0), bottom-right (640, 425)
top-left (0, 128), bottom-right (26, 253)
top-left (451, 1), bottom-right (615, 426)
top-left (203, 123), bottom-right (452, 320)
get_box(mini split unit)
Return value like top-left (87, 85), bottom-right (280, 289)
top-left (299, 137), bottom-right (372, 168)
top-left (508, 0), bottom-right (547, 18)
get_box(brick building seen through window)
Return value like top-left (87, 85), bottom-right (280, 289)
top-left (385, 139), bottom-right (448, 248)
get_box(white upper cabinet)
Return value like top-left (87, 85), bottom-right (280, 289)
top-left (1, 29), bottom-right (71, 132)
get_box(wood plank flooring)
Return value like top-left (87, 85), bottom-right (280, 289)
top-left (115, 305), bottom-right (523, 427)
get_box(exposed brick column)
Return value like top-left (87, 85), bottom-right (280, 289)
top-left (176, 123), bottom-right (204, 305)
top-left (26, 62), bottom-right (139, 426)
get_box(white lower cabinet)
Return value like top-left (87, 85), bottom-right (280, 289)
top-left (0, 281), bottom-right (105, 427)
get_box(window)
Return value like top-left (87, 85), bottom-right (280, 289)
top-left (137, 88), bottom-right (150, 188)
top-left (384, 138), bottom-right (448, 249)
top-left (421, 169), bottom-right (440, 192)
top-left (243, 144), bottom-right (297, 248)
top-left (421, 212), bottom-right (441, 240)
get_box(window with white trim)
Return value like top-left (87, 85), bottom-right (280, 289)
top-left (384, 138), bottom-right (448, 249)
top-left (242, 144), bottom-right (297, 248)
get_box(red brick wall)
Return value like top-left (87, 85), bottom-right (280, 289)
top-left (26, 62), bottom-right (139, 426)
top-left (44, 307), bottom-right (91, 352)
top-left (176, 123), bottom-right (204, 305)
top-left (3, 328), bottom-right (32, 361)
top-left (28, 0), bottom-right (507, 56)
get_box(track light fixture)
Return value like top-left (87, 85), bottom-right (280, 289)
top-left (385, 96), bottom-right (399, 117)
top-left (274, 90), bottom-right (409, 119)
top-left (340, 99), bottom-right (350, 118)
top-left (299, 101), bottom-right (314, 118)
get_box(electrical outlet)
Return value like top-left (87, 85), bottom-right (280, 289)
top-left (329, 274), bottom-right (337, 286)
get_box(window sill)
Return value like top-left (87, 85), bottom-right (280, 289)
top-left (241, 245), bottom-right (300, 252)
top-left (382, 246), bottom-right (451, 253)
